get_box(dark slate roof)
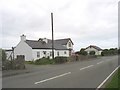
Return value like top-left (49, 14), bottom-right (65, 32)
top-left (86, 45), bottom-right (102, 51)
top-left (5, 49), bottom-right (13, 51)
top-left (55, 38), bottom-right (74, 45)
top-left (25, 39), bottom-right (69, 50)
top-left (25, 40), bottom-right (51, 49)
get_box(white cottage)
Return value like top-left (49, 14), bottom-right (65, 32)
top-left (84, 45), bottom-right (102, 55)
top-left (13, 35), bottom-right (74, 61)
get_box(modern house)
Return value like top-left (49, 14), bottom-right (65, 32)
top-left (84, 45), bottom-right (102, 55)
top-left (11, 35), bottom-right (74, 61)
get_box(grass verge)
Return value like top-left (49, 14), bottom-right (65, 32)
top-left (105, 68), bottom-right (120, 89)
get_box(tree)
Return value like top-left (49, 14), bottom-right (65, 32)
top-left (101, 48), bottom-right (118, 56)
top-left (75, 51), bottom-right (80, 55)
top-left (79, 49), bottom-right (87, 56)
top-left (101, 49), bottom-right (109, 56)
top-left (89, 51), bottom-right (95, 55)
top-left (0, 49), bottom-right (6, 61)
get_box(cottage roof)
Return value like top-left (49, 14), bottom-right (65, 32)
top-left (25, 39), bottom-right (70, 50)
top-left (55, 38), bottom-right (74, 45)
top-left (86, 45), bottom-right (102, 51)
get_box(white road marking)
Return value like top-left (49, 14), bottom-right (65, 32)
top-left (97, 61), bottom-right (104, 65)
top-left (34, 72), bottom-right (71, 84)
top-left (96, 65), bottom-right (120, 89)
top-left (80, 65), bottom-right (94, 70)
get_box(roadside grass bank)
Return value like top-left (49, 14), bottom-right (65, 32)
top-left (25, 55), bottom-right (115, 65)
top-left (105, 68), bottom-right (119, 88)
top-left (25, 57), bottom-right (68, 65)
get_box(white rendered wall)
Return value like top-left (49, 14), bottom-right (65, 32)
top-left (55, 50), bottom-right (69, 57)
top-left (85, 47), bottom-right (102, 55)
top-left (66, 40), bottom-right (73, 50)
top-left (32, 49), bottom-right (69, 60)
top-left (32, 49), bottom-right (52, 60)
top-left (14, 41), bottom-right (33, 61)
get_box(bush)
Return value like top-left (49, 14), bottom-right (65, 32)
top-left (101, 48), bottom-right (118, 56)
top-left (118, 48), bottom-right (120, 54)
top-left (25, 61), bottom-right (34, 64)
top-left (78, 49), bottom-right (88, 56)
top-left (89, 51), bottom-right (95, 55)
top-left (54, 57), bottom-right (68, 64)
top-left (80, 51), bottom-right (88, 56)
top-left (27, 57), bottom-right (68, 65)
top-left (101, 52), bottom-right (104, 56)
top-left (2, 60), bottom-right (12, 70)
top-left (0, 49), bottom-right (6, 61)
top-left (34, 58), bottom-right (55, 65)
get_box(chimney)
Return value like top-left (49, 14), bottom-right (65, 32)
top-left (21, 34), bottom-right (26, 41)
top-left (42, 38), bottom-right (48, 43)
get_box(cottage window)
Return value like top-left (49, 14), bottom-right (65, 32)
top-left (64, 51), bottom-right (67, 54)
top-left (50, 52), bottom-right (52, 56)
top-left (68, 42), bottom-right (71, 47)
top-left (37, 52), bottom-right (40, 58)
top-left (43, 51), bottom-right (46, 55)
top-left (57, 52), bottom-right (59, 56)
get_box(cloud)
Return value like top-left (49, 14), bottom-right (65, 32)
top-left (1, 0), bottom-right (118, 50)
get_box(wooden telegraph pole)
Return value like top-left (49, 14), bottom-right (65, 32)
top-left (51, 13), bottom-right (54, 59)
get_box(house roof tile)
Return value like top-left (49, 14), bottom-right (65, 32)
top-left (25, 39), bottom-right (71, 50)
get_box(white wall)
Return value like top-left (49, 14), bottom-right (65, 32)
top-left (32, 49), bottom-right (52, 60)
top-left (32, 49), bottom-right (69, 60)
top-left (85, 47), bottom-right (102, 55)
top-left (66, 40), bottom-right (73, 50)
top-left (55, 50), bottom-right (69, 57)
top-left (14, 41), bottom-right (33, 61)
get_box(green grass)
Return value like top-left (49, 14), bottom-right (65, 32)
top-left (105, 68), bottom-right (120, 89)
top-left (25, 58), bottom-right (55, 65)
top-left (25, 57), bottom-right (68, 65)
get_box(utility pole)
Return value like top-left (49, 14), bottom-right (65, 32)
top-left (12, 47), bottom-right (14, 61)
top-left (51, 12), bottom-right (54, 59)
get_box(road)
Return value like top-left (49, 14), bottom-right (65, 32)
top-left (2, 56), bottom-right (119, 88)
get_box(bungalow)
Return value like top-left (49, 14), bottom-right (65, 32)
top-left (11, 35), bottom-right (74, 61)
top-left (84, 45), bottom-right (102, 55)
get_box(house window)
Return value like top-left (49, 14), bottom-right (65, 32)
top-left (64, 51), bottom-right (67, 54)
top-left (43, 51), bottom-right (46, 55)
top-left (50, 52), bottom-right (52, 56)
top-left (68, 42), bottom-right (71, 47)
top-left (57, 52), bottom-right (59, 56)
top-left (37, 52), bottom-right (40, 58)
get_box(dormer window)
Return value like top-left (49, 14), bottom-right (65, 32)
top-left (68, 42), bottom-right (71, 47)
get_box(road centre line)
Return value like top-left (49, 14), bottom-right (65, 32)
top-left (34, 72), bottom-right (71, 84)
top-left (97, 61), bottom-right (104, 65)
top-left (80, 65), bottom-right (94, 71)
top-left (96, 65), bottom-right (120, 89)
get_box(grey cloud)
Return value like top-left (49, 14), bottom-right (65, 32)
top-left (1, 0), bottom-right (118, 50)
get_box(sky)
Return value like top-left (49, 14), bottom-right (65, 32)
top-left (0, 0), bottom-right (119, 51)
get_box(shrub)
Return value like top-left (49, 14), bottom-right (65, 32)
top-left (101, 52), bottom-right (104, 56)
top-left (25, 61), bottom-right (34, 64)
top-left (118, 48), bottom-right (120, 54)
top-left (80, 51), bottom-right (88, 56)
top-left (2, 60), bottom-right (12, 70)
top-left (101, 48), bottom-right (118, 56)
top-left (89, 51), bottom-right (95, 55)
top-left (54, 57), bottom-right (68, 64)
top-left (34, 58), bottom-right (55, 65)
top-left (0, 49), bottom-right (6, 61)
